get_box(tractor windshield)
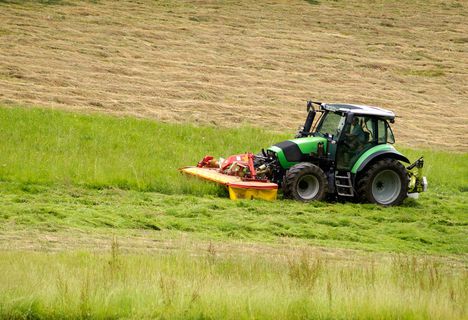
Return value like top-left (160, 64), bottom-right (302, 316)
top-left (315, 112), bottom-right (344, 138)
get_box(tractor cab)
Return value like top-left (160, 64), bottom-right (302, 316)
top-left (311, 103), bottom-right (397, 171)
top-left (265, 101), bottom-right (427, 205)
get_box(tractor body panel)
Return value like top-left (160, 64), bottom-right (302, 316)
top-left (267, 136), bottom-right (327, 169)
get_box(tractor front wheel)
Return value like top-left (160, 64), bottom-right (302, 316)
top-left (283, 163), bottom-right (328, 201)
top-left (357, 158), bottom-right (408, 206)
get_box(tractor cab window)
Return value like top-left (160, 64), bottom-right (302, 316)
top-left (336, 116), bottom-right (376, 170)
top-left (377, 119), bottom-right (395, 144)
top-left (315, 112), bottom-right (344, 139)
top-left (363, 117), bottom-right (377, 143)
top-left (344, 116), bottom-right (375, 146)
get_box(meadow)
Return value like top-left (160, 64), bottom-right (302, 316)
top-left (0, 246), bottom-right (465, 319)
top-left (0, 0), bottom-right (467, 318)
top-left (0, 106), bottom-right (467, 318)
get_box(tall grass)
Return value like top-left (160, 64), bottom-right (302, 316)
top-left (0, 106), bottom-right (288, 195)
top-left (0, 244), bottom-right (465, 319)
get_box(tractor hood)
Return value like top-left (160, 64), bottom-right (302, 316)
top-left (267, 136), bottom-right (327, 169)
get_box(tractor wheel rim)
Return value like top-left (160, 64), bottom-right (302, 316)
top-left (297, 175), bottom-right (320, 200)
top-left (372, 170), bottom-right (401, 205)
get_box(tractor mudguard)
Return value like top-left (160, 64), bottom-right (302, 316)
top-left (351, 144), bottom-right (410, 174)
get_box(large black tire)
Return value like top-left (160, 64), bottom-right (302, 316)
top-left (283, 163), bottom-right (328, 202)
top-left (357, 158), bottom-right (408, 206)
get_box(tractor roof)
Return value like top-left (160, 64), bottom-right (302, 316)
top-left (322, 103), bottom-right (395, 119)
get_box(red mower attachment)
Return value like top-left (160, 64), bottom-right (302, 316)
top-left (180, 153), bottom-right (278, 200)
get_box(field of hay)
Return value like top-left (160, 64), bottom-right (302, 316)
top-left (0, 0), bottom-right (467, 150)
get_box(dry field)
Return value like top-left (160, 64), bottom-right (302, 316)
top-left (0, 0), bottom-right (467, 150)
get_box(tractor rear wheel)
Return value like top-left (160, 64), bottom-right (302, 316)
top-left (357, 158), bottom-right (408, 206)
top-left (283, 163), bottom-right (328, 201)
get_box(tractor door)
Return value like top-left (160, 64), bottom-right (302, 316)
top-left (336, 115), bottom-right (377, 170)
top-left (314, 111), bottom-right (346, 161)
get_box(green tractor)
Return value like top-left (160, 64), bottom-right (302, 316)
top-left (253, 101), bottom-right (427, 205)
top-left (184, 101), bottom-right (427, 205)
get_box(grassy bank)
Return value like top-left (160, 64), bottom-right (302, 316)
top-left (0, 246), bottom-right (466, 319)
top-left (1, 0), bottom-right (467, 151)
top-left (0, 106), bottom-right (288, 195)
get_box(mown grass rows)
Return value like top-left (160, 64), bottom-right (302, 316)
top-left (1, 180), bottom-right (466, 254)
top-left (1, 0), bottom-right (467, 151)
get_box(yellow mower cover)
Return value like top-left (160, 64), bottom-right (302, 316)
top-left (180, 167), bottom-right (278, 200)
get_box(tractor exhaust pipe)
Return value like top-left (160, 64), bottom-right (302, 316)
top-left (295, 101), bottom-right (316, 138)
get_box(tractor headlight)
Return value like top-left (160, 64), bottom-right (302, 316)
top-left (422, 176), bottom-right (428, 192)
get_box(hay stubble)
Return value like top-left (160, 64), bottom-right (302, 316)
top-left (0, 0), bottom-right (467, 150)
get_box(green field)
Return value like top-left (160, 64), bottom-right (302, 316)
top-left (0, 248), bottom-right (465, 320)
top-left (0, 106), bottom-right (467, 319)
top-left (1, 0), bottom-right (467, 317)
top-left (1, 106), bottom-right (467, 253)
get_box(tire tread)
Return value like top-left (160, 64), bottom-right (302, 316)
top-left (283, 163), bottom-right (328, 201)
top-left (356, 158), bottom-right (408, 206)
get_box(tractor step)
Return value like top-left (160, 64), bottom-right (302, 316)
top-left (335, 171), bottom-right (354, 197)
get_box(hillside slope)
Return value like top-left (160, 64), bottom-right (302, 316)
top-left (0, 0), bottom-right (467, 150)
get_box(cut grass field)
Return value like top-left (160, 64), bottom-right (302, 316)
top-left (0, 107), bottom-right (467, 318)
top-left (0, 0), bottom-right (467, 151)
